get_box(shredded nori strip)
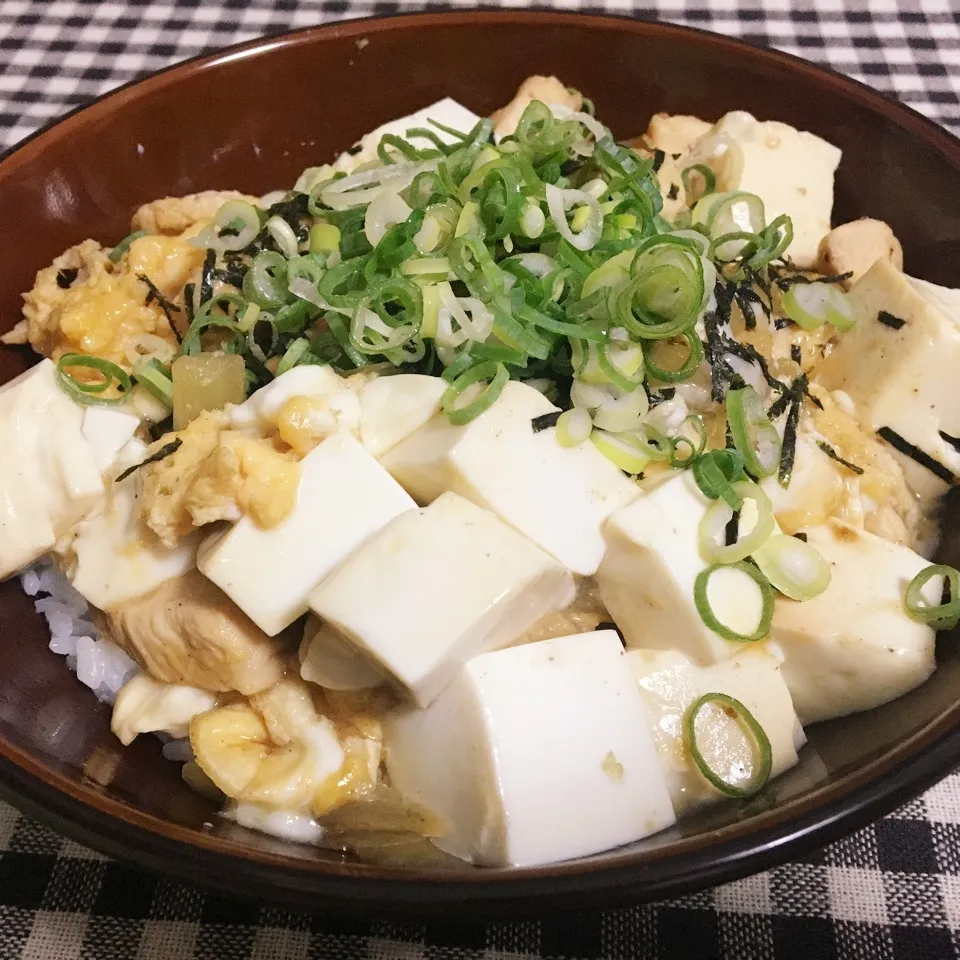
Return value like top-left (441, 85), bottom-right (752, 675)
top-left (137, 273), bottom-right (180, 325)
top-left (724, 509), bottom-right (740, 547)
top-left (774, 315), bottom-right (795, 331)
top-left (943, 575), bottom-right (953, 607)
top-left (877, 310), bottom-right (906, 330)
top-left (115, 438), bottom-right (182, 483)
top-left (596, 620), bottom-right (626, 644)
top-left (652, 149), bottom-right (665, 173)
top-left (877, 427), bottom-right (957, 484)
top-left (703, 284), bottom-right (747, 403)
top-left (722, 336), bottom-right (788, 396)
top-left (346, 142), bottom-right (363, 156)
top-left (182, 282), bottom-right (195, 328)
top-left (213, 255), bottom-right (248, 289)
top-left (772, 270), bottom-right (853, 292)
top-left (790, 344), bottom-right (802, 364)
top-left (774, 374), bottom-right (808, 487)
top-left (559, 159), bottom-right (583, 176)
top-left (646, 385), bottom-right (677, 408)
top-left (817, 440), bottom-right (864, 475)
top-left (531, 411), bottom-right (562, 433)
top-left (794, 532), bottom-right (808, 542)
top-left (940, 430), bottom-right (960, 454)
top-left (667, 183), bottom-right (679, 201)
top-left (199, 249), bottom-right (216, 306)
top-left (56, 267), bottom-right (78, 289)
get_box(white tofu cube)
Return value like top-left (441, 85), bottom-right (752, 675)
top-left (359, 374), bottom-right (446, 458)
top-left (687, 111), bottom-right (841, 267)
top-left (71, 440), bottom-right (200, 610)
top-left (0, 359), bottom-right (103, 580)
top-left (626, 647), bottom-right (805, 814)
top-left (381, 381), bottom-right (639, 575)
top-left (769, 519), bottom-right (935, 724)
top-left (597, 470), bottom-right (777, 664)
top-left (198, 433), bottom-right (415, 635)
top-left (81, 407), bottom-right (141, 474)
top-left (309, 492), bottom-right (574, 706)
top-left (384, 630), bottom-right (676, 867)
top-left (818, 259), bottom-right (960, 503)
top-left (334, 98), bottom-right (483, 172)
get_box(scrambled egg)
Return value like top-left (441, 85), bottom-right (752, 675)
top-left (140, 410), bottom-right (301, 547)
top-left (9, 233), bottom-right (203, 369)
top-left (131, 190), bottom-right (258, 235)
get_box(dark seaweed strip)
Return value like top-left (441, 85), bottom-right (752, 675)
top-left (943, 576), bottom-right (953, 607)
top-left (652, 149), bottom-right (665, 173)
top-left (817, 440), bottom-right (865, 475)
top-left (724, 509), bottom-right (740, 547)
top-left (531, 411), bottom-right (562, 433)
top-left (877, 427), bottom-right (957, 484)
top-left (137, 273), bottom-right (180, 326)
top-left (940, 430), bottom-right (960, 454)
top-left (56, 268), bottom-right (79, 289)
top-left (646, 385), bottom-right (676, 408)
top-left (774, 316), bottom-right (794, 331)
top-left (794, 532), bottom-right (808, 542)
top-left (199, 249), bottom-right (216, 306)
top-left (596, 620), bottom-right (626, 645)
top-left (877, 310), bottom-right (906, 329)
top-left (772, 270), bottom-right (853, 292)
top-left (115, 438), bottom-right (182, 483)
top-left (777, 388), bottom-right (803, 487)
top-left (722, 336), bottom-right (788, 396)
top-left (667, 184), bottom-right (679, 201)
top-left (214, 256), bottom-right (248, 289)
top-left (790, 344), bottom-right (802, 364)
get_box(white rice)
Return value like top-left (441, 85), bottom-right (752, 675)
top-left (21, 559), bottom-right (138, 705)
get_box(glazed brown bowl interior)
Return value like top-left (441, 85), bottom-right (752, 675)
top-left (2, 11), bottom-right (960, 916)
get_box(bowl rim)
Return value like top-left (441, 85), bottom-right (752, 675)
top-left (2, 8), bottom-right (960, 912)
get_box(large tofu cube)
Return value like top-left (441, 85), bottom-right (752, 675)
top-left (81, 407), bottom-right (141, 474)
top-left (384, 630), bottom-right (676, 867)
top-left (687, 111), bottom-right (841, 267)
top-left (309, 492), bottom-right (574, 706)
top-left (359, 374), bottom-right (446, 458)
top-left (0, 359), bottom-right (103, 580)
top-left (818, 259), bottom-right (960, 503)
top-left (626, 647), bottom-right (805, 814)
top-left (380, 381), bottom-right (639, 575)
top-left (71, 440), bottom-right (199, 610)
top-left (597, 470), bottom-right (777, 664)
top-left (198, 433), bottom-right (415, 635)
top-left (334, 98), bottom-right (483, 172)
top-left (769, 519), bottom-right (935, 724)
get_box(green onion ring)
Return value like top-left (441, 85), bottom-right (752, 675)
top-left (726, 385), bottom-right (782, 479)
top-left (108, 230), bottom-right (149, 263)
top-left (904, 564), bottom-right (960, 630)
top-left (441, 360), bottom-right (509, 425)
top-left (57, 353), bottom-right (133, 406)
top-left (694, 561), bottom-right (775, 643)
top-left (692, 449), bottom-right (746, 509)
top-left (670, 415), bottom-right (708, 467)
top-left (645, 331), bottom-right (704, 384)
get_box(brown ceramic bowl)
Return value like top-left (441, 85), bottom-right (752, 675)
top-left (2, 10), bottom-right (960, 918)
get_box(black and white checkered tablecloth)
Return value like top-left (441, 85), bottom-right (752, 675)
top-left (2, 2), bottom-right (960, 957)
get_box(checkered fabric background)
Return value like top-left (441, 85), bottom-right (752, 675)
top-left (2, 1), bottom-right (960, 957)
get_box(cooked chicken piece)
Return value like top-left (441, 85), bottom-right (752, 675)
top-left (9, 233), bottom-right (201, 367)
top-left (140, 411), bottom-right (300, 547)
top-left (111, 673), bottom-right (216, 745)
top-left (189, 677), bottom-right (380, 815)
top-left (815, 218), bottom-right (903, 288)
top-left (104, 568), bottom-right (288, 695)
top-left (131, 190), bottom-right (258, 235)
top-left (491, 76), bottom-right (583, 140)
top-left (643, 113), bottom-right (713, 156)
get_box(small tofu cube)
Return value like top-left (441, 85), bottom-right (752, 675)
top-left (334, 98), bottom-right (483, 172)
top-left (626, 647), bottom-right (805, 814)
top-left (359, 374), bottom-right (447, 458)
top-left (309, 492), bottom-right (574, 706)
top-left (818, 259), bottom-right (960, 503)
top-left (769, 519), bottom-right (935, 724)
top-left (381, 381), bottom-right (639, 575)
top-left (687, 111), bottom-right (841, 267)
top-left (71, 440), bottom-right (199, 610)
top-left (0, 359), bottom-right (103, 580)
top-left (597, 470), bottom-right (777, 663)
top-left (81, 407), bottom-right (141, 474)
top-left (198, 433), bottom-right (415, 635)
top-left (384, 630), bottom-right (676, 867)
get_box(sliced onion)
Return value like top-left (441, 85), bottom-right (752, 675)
top-left (545, 184), bottom-right (603, 252)
top-left (364, 190), bottom-right (413, 248)
top-left (571, 379), bottom-right (649, 433)
top-left (782, 282), bottom-right (857, 332)
top-left (698, 481), bottom-right (775, 564)
top-left (266, 215), bottom-right (300, 259)
top-left (590, 429), bottom-right (650, 474)
top-left (320, 158), bottom-right (440, 211)
top-left (550, 104), bottom-right (611, 153)
top-left (519, 203), bottom-right (546, 239)
top-left (753, 534), bottom-right (832, 601)
top-left (556, 408), bottom-right (593, 447)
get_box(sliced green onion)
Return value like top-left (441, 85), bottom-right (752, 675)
top-left (904, 564), bottom-right (960, 630)
top-left (782, 282), bottom-right (857, 332)
top-left (108, 230), bottom-right (149, 262)
top-left (572, 380), bottom-right (649, 433)
top-left (309, 223), bottom-right (341, 254)
top-left (200, 199), bottom-right (262, 252)
top-left (698, 481), bottom-right (775, 563)
top-left (645, 331), bottom-right (704, 384)
top-left (596, 341), bottom-right (645, 391)
top-left (753, 534), bottom-right (831, 601)
top-left (680, 164), bottom-right (716, 203)
top-left (133, 358), bottom-right (174, 407)
top-left (590, 429), bottom-right (650, 474)
top-left (670, 415), bottom-right (708, 467)
top-left (237, 302), bottom-right (261, 334)
top-left (275, 337), bottom-right (313, 377)
top-left (266, 215), bottom-right (300, 259)
top-left (441, 360), bottom-right (509, 425)
top-left (56, 353), bottom-right (132, 406)
top-left (727, 385), bottom-right (782, 479)
top-left (545, 184), bottom-right (604, 252)
top-left (692, 449), bottom-right (746, 509)
top-left (693, 562), bottom-right (774, 643)
top-left (244, 251), bottom-right (289, 309)
top-left (555, 408), bottom-right (593, 447)
top-left (684, 691), bottom-right (773, 798)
